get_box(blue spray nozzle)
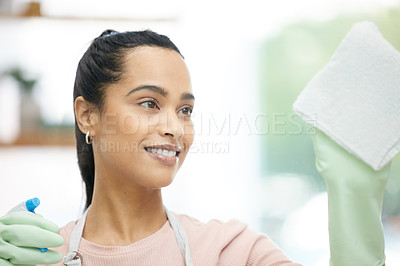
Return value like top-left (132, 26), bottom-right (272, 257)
top-left (25, 198), bottom-right (47, 252)
top-left (25, 198), bottom-right (40, 213)
top-left (8, 198), bottom-right (47, 252)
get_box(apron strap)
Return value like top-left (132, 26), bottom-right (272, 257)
top-left (166, 208), bottom-right (194, 266)
top-left (63, 206), bottom-right (193, 266)
top-left (63, 207), bottom-right (89, 265)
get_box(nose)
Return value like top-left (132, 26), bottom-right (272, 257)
top-left (158, 110), bottom-right (183, 139)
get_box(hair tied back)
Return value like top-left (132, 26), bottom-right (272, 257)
top-left (100, 29), bottom-right (119, 38)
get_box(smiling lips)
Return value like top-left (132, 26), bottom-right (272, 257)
top-left (144, 144), bottom-right (181, 166)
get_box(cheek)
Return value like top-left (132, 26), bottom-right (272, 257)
top-left (182, 121), bottom-right (195, 153)
top-left (96, 111), bottom-right (149, 152)
top-left (183, 118), bottom-right (195, 135)
top-left (117, 113), bottom-right (142, 135)
top-left (114, 111), bottom-right (160, 137)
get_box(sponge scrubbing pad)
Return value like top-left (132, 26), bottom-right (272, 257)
top-left (293, 21), bottom-right (400, 170)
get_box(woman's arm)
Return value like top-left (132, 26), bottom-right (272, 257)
top-left (311, 128), bottom-right (390, 266)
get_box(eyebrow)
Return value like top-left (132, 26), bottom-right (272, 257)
top-left (126, 85), bottom-right (167, 97)
top-left (126, 85), bottom-right (195, 101)
top-left (181, 92), bottom-right (195, 100)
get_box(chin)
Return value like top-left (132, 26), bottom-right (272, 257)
top-left (141, 170), bottom-right (177, 189)
top-left (146, 177), bottom-right (175, 189)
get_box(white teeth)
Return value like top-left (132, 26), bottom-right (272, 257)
top-left (147, 148), bottom-right (177, 157)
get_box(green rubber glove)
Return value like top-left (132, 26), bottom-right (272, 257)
top-left (311, 128), bottom-right (391, 266)
top-left (0, 211), bottom-right (64, 265)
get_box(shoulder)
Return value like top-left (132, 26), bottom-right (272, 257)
top-left (175, 212), bottom-right (268, 247)
top-left (59, 220), bottom-right (77, 237)
top-left (176, 213), bottom-right (248, 237)
top-left (54, 220), bottom-right (77, 256)
top-left (174, 213), bottom-right (300, 265)
top-left (38, 220), bottom-right (77, 266)
top-left (174, 212), bottom-right (262, 247)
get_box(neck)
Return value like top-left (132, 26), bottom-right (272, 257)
top-left (82, 172), bottom-right (167, 246)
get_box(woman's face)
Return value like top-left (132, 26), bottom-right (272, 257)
top-left (92, 46), bottom-right (194, 189)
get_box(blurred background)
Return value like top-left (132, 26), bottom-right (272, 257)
top-left (1, 0), bottom-right (400, 265)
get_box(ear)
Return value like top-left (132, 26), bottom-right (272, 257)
top-left (74, 96), bottom-right (100, 136)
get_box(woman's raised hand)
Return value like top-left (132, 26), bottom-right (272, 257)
top-left (311, 128), bottom-right (390, 266)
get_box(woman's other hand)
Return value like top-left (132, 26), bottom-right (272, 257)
top-left (311, 128), bottom-right (390, 266)
top-left (0, 211), bottom-right (64, 265)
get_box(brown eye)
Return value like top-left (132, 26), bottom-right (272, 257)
top-left (178, 106), bottom-right (193, 116)
top-left (140, 101), bottom-right (157, 109)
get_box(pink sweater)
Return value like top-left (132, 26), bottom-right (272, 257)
top-left (46, 213), bottom-right (301, 266)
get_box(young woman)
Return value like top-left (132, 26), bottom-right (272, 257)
top-left (0, 28), bottom-right (391, 266)
top-left (0, 30), bottom-right (300, 265)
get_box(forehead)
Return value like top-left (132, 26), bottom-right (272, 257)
top-left (120, 46), bottom-right (192, 91)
